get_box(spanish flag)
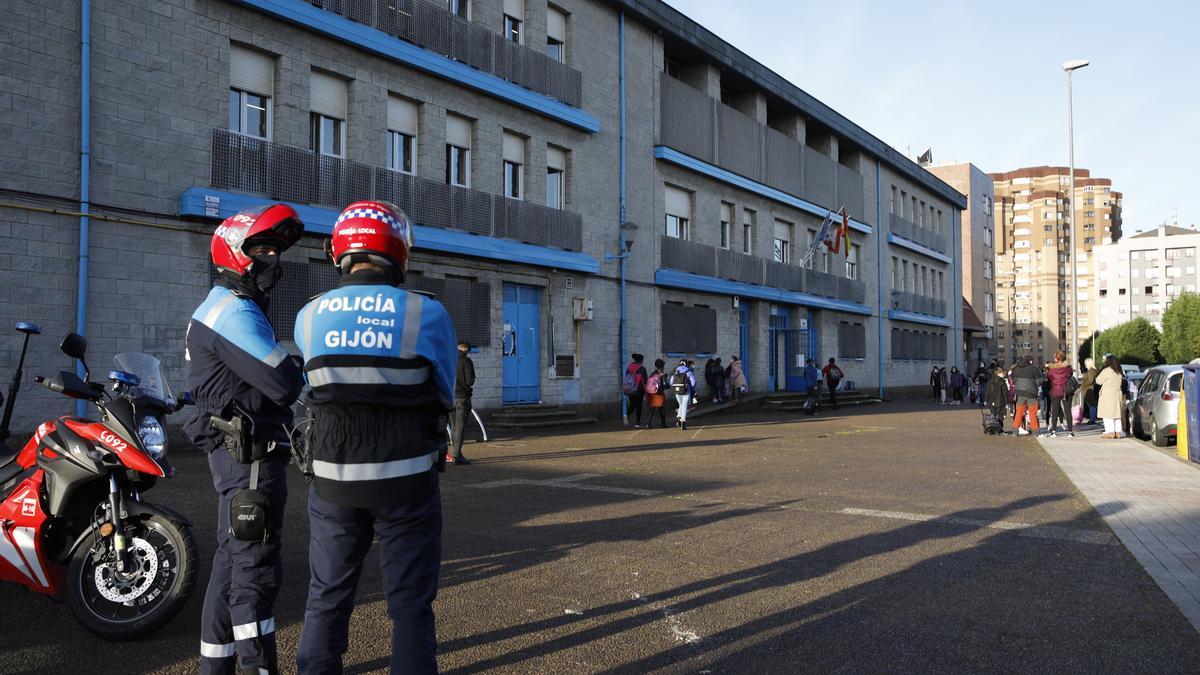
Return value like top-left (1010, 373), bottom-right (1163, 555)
top-left (839, 208), bottom-right (851, 256)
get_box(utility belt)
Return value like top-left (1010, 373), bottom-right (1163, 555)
top-left (209, 410), bottom-right (289, 543)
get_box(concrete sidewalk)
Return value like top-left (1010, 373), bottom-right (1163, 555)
top-left (1040, 428), bottom-right (1200, 631)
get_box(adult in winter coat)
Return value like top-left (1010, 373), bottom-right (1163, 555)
top-left (727, 356), bottom-right (747, 403)
top-left (930, 367), bottom-right (941, 401)
top-left (670, 360), bottom-right (696, 429)
top-left (449, 341), bottom-right (475, 464)
top-left (1096, 355), bottom-right (1126, 438)
top-left (949, 367), bottom-right (966, 404)
top-left (1009, 356), bottom-right (1042, 435)
top-left (938, 367), bottom-right (950, 404)
top-left (1044, 351), bottom-right (1075, 436)
top-left (1080, 357), bottom-right (1100, 425)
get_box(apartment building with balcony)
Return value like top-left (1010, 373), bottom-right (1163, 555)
top-left (990, 166), bottom-right (1123, 366)
top-left (926, 162), bottom-right (996, 367)
top-left (1093, 225), bottom-right (1200, 331)
top-left (0, 0), bottom-right (965, 428)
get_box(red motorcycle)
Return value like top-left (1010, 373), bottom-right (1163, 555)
top-left (0, 322), bottom-right (197, 639)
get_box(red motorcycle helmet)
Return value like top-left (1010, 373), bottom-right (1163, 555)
top-left (210, 203), bottom-right (304, 276)
top-left (330, 200), bottom-right (413, 278)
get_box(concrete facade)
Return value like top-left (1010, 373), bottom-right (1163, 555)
top-left (1093, 225), bottom-right (1200, 331)
top-left (0, 0), bottom-right (965, 432)
top-left (927, 162), bottom-right (997, 367)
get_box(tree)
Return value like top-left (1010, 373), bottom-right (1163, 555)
top-left (1160, 293), bottom-right (1200, 363)
top-left (1095, 317), bottom-right (1161, 367)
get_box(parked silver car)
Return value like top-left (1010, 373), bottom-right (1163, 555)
top-left (1131, 365), bottom-right (1185, 447)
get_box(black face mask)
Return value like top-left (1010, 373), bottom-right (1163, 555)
top-left (249, 254), bottom-right (284, 294)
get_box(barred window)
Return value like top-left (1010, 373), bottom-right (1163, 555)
top-left (661, 303), bottom-right (716, 354)
top-left (837, 322), bottom-right (866, 359)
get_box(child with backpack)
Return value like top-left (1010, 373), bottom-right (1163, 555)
top-left (644, 359), bottom-right (668, 428)
top-left (623, 353), bottom-right (648, 427)
top-left (670, 359), bottom-right (696, 430)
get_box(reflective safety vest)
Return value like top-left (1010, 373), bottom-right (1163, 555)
top-left (295, 271), bottom-right (457, 507)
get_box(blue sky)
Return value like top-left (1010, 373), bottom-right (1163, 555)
top-left (666, 0), bottom-right (1199, 232)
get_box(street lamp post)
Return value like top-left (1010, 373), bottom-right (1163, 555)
top-left (1063, 58), bottom-right (1089, 367)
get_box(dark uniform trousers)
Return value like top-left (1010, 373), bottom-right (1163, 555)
top-left (297, 485), bottom-right (443, 674)
top-left (201, 450), bottom-right (289, 675)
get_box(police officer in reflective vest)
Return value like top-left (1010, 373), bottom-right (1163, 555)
top-left (294, 201), bottom-right (456, 673)
top-left (185, 204), bottom-right (305, 674)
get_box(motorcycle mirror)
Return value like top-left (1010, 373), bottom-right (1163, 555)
top-left (60, 333), bottom-right (88, 360)
top-left (15, 322), bottom-right (41, 335)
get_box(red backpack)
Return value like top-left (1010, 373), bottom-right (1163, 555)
top-left (645, 372), bottom-right (662, 394)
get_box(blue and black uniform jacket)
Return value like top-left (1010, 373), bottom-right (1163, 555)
top-left (295, 269), bottom-right (457, 508)
top-left (184, 280), bottom-right (304, 454)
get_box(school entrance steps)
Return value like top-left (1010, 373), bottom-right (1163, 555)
top-left (759, 390), bottom-right (884, 413)
top-left (487, 404), bottom-right (599, 431)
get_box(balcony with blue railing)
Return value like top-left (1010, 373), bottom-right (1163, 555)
top-left (204, 128), bottom-right (583, 254)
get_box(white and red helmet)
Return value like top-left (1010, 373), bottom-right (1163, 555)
top-left (331, 201), bottom-right (414, 277)
top-left (210, 203), bottom-right (304, 276)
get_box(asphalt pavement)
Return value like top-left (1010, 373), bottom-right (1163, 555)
top-left (2, 400), bottom-right (1198, 673)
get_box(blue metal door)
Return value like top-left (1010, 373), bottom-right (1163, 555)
top-left (767, 309), bottom-right (788, 392)
top-left (502, 284), bottom-right (541, 404)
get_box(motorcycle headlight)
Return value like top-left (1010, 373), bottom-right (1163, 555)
top-left (137, 416), bottom-right (167, 460)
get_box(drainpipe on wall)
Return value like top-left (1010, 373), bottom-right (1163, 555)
top-left (617, 11), bottom-right (628, 421)
top-left (76, 0), bottom-right (92, 417)
top-left (876, 160), bottom-right (884, 398)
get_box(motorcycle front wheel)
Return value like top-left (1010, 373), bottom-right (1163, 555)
top-left (66, 513), bottom-right (197, 640)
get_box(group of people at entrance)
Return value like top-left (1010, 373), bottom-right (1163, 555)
top-left (980, 351), bottom-right (1135, 439)
top-left (929, 365), bottom-right (969, 405)
top-left (803, 358), bottom-right (846, 413)
top-left (186, 200), bottom-right (455, 673)
top-left (623, 354), bottom-right (747, 429)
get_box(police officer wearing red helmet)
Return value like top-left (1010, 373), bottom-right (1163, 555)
top-left (185, 203), bottom-right (305, 675)
top-left (293, 201), bottom-right (456, 673)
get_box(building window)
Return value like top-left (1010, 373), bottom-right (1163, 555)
top-left (309, 70), bottom-right (347, 157)
top-left (502, 132), bottom-right (525, 200)
top-left (504, 14), bottom-right (522, 42)
top-left (772, 219), bottom-right (791, 264)
top-left (230, 90), bottom-right (271, 139)
top-left (386, 97), bottom-right (418, 175)
top-left (984, 260), bottom-right (992, 279)
top-left (310, 113), bottom-right (344, 157)
top-left (985, 292), bottom-right (993, 312)
top-left (504, 161), bottom-right (522, 199)
top-left (665, 185), bottom-right (691, 240)
top-left (546, 146), bottom-right (566, 209)
top-left (448, 0), bottom-right (468, 18)
top-left (445, 114), bottom-right (472, 187)
top-left (446, 145), bottom-right (470, 187)
top-left (547, 7), bottom-right (567, 62)
top-left (845, 244), bottom-right (859, 280)
top-left (229, 46), bottom-right (274, 139)
top-left (387, 131), bottom-right (414, 174)
top-left (742, 208), bottom-right (755, 255)
top-left (719, 202), bottom-right (732, 250)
